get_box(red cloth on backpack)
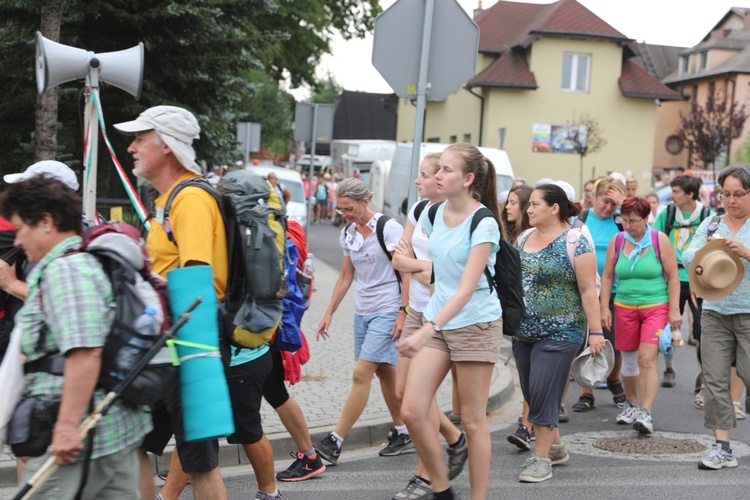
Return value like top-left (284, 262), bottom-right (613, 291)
top-left (280, 329), bottom-right (310, 385)
top-left (286, 219), bottom-right (307, 270)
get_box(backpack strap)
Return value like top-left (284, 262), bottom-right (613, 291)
top-left (706, 214), bottom-right (723, 238)
top-left (469, 207), bottom-right (496, 295)
top-left (375, 215), bottom-right (402, 291)
top-left (163, 178), bottom-right (225, 245)
top-left (700, 205), bottom-right (711, 222)
top-left (664, 205), bottom-right (676, 238)
top-left (566, 228), bottom-right (581, 272)
top-left (412, 199), bottom-right (430, 224)
top-left (579, 209), bottom-right (588, 223)
top-left (427, 201), bottom-right (444, 227)
top-left (612, 232), bottom-right (626, 266)
top-left (614, 214), bottom-right (624, 232)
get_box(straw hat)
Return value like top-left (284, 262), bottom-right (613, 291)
top-left (571, 340), bottom-right (614, 389)
top-left (689, 238), bottom-right (745, 301)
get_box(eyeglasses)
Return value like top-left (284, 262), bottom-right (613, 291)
top-left (621, 218), bottom-right (644, 226)
top-left (335, 206), bottom-right (356, 215)
top-left (584, 189), bottom-right (594, 195)
top-left (718, 190), bottom-right (750, 201)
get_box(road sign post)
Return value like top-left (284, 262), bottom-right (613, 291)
top-left (372, 0), bottom-right (479, 211)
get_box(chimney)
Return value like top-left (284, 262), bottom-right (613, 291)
top-left (474, 0), bottom-right (484, 19)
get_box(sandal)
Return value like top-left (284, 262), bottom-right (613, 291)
top-left (572, 393), bottom-right (595, 412)
top-left (607, 379), bottom-right (627, 407)
top-left (694, 393), bottom-right (705, 409)
top-left (734, 402), bottom-right (746, 420)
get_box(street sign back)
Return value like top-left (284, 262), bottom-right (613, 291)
top-left (372, 0), bottom-right (479, 101)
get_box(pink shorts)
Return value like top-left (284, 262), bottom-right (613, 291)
top-left (613, 302), bottom-right (669, 352)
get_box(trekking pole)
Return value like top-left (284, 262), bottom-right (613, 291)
top-left (13, 297), bottom-right (203, 500)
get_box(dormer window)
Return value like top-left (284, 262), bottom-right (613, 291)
top-left (679, 55), bottom-right (689, 75)
top-left (561, 53), bottom-right (591, 93)
top-left (698, 51), bottom-right (708, 72)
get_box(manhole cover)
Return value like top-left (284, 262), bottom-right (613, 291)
top-left (593, 436), bottom-right (706, 454)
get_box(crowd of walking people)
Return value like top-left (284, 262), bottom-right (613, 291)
top-left (2, 118), bottom-right (750, 499)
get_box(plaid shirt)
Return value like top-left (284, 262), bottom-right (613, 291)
top-left (18, 236), bottom-right (151, 459)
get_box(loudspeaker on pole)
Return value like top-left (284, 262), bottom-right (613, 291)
top-left (35, 32), bottom-right (144, 99)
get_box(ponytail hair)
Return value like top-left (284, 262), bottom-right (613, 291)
top-left (445, 142), bottom-right (507, 239)
top-left (534, 184), bottom-right (581, 223)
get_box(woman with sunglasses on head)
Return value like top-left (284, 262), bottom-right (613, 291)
top-left (314, 178), bottom-right (411, 464)
top-left (398, 143), bottom-right (503, 500)
top-left (390, 153), bottom-right (467, 500)
top-left (600, 197), bottom-right (681, 435)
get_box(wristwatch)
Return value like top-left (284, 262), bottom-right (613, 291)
top-left (399, 305), bottom-right (409, 314)
top-left (428, 320), bottom-right (442, 332)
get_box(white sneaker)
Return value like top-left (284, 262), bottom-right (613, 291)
top-left (616, 401), bottom-right (640, 425)
top-left (633, 409), bottom-right (653, 434)
top-left (699, 443), bottom-right (738, 470)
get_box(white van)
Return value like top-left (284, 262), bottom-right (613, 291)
top-left (368, 159), bottom-right (391, 213)
top-left (382, 143), bottom-right (515, 225)
top-left (295, 154), bottom-right (331, 174)
top-left (244, 164), bottom-right (308, 228)
top-left (330, 139), bottom-right (397, 185)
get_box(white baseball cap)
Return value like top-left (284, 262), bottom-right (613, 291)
top-left (554, 180), bottom-right (576, 202)
top-left (114, 105), bottom-right (201, 175)
top-left (4, 161), bottom-right (79, 191)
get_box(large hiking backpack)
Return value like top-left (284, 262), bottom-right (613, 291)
top-left (164, 171), bottom-right (287, 351)
top-left (428, 203), bottom-right (525, 337)
top-left (24, 223), bottom-right (175, 407)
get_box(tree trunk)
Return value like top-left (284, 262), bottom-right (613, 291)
top-left (34, 0), bottom-right (64, 161)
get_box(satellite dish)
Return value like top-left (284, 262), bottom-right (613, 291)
top-left (35, 32), bottom-right (144, 99)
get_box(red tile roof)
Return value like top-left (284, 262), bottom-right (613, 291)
top-left (476, 0), bottom-right (628, 54)
top-left (468, 51), bottom-right (538, 89)
top-left (619, 59), bottom-right (682, 100)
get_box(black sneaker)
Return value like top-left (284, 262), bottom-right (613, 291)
top-left (379, 428), bottom-right (415, 456)
top-left (572, 394), bottom-right (595, 412)
top-left (507, 423), bottom-right (531, 450)
top-left (276, 452), bottom-right (326, 482)
top-left (314, 433), bottom-right (342, 464)
top-left (447, 432), bottom-right (468, 480)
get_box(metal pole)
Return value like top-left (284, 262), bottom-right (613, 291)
top-left (407, 0), bottom-right (435, 212)
top-left (305, 104), bottom-right (319, 235)
top-left (83, 66), bottom-right (100, 224)
top-left (245, 124), bottom-right (251, 165)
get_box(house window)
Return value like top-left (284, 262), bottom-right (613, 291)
top-left (561, 53), bottom-right (591, 92)
top-left (679, 55), bottom-right (689, 75)
top-left (698, 51), bottom-right (708, 72)
top-left (449, 135), bottom-right (457, 143)
top-left (463, 133), bottom-right (471, 143)
top-left (427, 137), bottom-right (440, 143)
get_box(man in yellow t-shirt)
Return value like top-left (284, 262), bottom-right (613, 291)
top-left (115, 106), bottom-right (229, 500)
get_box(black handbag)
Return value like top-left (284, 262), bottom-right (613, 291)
top-left (7, 398), bottom-right (60, 457)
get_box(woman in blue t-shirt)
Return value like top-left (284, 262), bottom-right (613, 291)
top-left (514, 184), bottom-right (604, 484)
top-left (398, 143), bottom-right (503, 500)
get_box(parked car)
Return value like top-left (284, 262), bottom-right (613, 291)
top-left (244, 164), bottom-right (308, 228)
top-left (296, 154), bottom-right (331, 174)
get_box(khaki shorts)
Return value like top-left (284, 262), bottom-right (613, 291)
top-left (401, 308), bottom-right (424, 341)
top-left (425, 318), bottom-right (502, 363)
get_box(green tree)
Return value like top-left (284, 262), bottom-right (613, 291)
top-left (0, 0), bottom-right (380, 194)
top-left (310, 71), bottom-right (343, 104)
top-left (239, 71), bottom-right (295, 156)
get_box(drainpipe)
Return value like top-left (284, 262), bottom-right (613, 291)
top-left (465, 86), bottom-right (485, 146)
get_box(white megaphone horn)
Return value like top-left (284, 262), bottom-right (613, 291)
top-left (35, 32), bottom-right (144, 99)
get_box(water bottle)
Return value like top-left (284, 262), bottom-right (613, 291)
top-left (303, 253), bottom-right (315, 277)
top-left (113, 306), bottom-right (159, 378)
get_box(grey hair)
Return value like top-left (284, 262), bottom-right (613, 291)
top-left (336, 177), bottom-right (372, 202)
top-left (718, 164), bottom-right (750, 190)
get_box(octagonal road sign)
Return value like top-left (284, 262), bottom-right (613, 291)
top-left (372, 0), bottom-right (479, 101)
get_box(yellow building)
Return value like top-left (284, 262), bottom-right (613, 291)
top-left (395, 0), bottom-right (680, 195)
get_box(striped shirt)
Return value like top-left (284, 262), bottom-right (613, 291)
top-left (18, 236), bottom-right (151, 459)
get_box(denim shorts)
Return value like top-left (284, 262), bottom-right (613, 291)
top-left (354, 312), bottom-right (399, 366)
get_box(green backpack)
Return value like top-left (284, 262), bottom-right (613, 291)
top-left (163, 170), bottom-right (287, 350)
